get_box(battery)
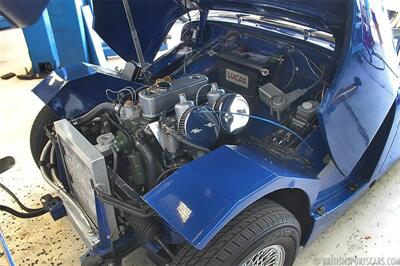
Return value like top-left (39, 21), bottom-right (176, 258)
top-left (216, 52), bottom-right (277, 98)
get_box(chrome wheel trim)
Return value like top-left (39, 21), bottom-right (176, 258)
top-left (240, 244), bottom-right (285, 266)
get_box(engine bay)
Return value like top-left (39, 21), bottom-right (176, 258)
top-left (66, 27), bottom-right (333, 195)
top-left (47, 23), bottom-right (336, 249)
top-left (4, 0), bottom-right (399, 263)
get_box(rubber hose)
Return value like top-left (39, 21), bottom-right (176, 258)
top-left (0, 204), bottom-right (47, 219)
top-left (134, 139), bottom-right (158, 190)
top-left (156, 166), bottom-right (180, 184)
top-left (0, 183), bottom-right (43, 213)
top-left (72, 102), bottom-right (115, 125)
top-left (110, 146), bottom-right (118, 191)
top-left (172, 132), bottom-right (210, 153)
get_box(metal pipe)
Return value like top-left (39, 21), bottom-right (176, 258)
top-left (171, 132), bottom-right (210, 153)
top-left (155, 237), bottom-right (175, 259)
top-left (40, 141), bottom-right (61, 192)
top-left (122, 0), bottom-right (146, 66)
top-left (50, 144), bottom-right (64, 188)
top-left (94, 186), bottom-right (155, 218)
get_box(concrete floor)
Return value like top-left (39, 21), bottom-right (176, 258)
top-left (1, 28), bottom-right (400, 266)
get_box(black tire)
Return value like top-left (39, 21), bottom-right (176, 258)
top-left (172, 199), bottom-right (301, 266)
top-left (30, 105), bottom-right (58, 166)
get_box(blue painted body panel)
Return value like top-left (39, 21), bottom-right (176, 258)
top-left (307, 177), bottom-right (371, 245)
top-left (319, 0), bottom-right (400, 176)
top-left (0, 0), bottom-right (48, 28)
top-left (91, 0), bottom-right (346, 62)
top-left (33, 63), bottom-right (143, 118)
top-left (4, 0), bottom-right (400, 259)
top-left (0, 15), bottom-right (12, 30)
top-left (92, 0), bottom-right (185, 62)
top-left (144, 145), bottom-right (320, 249)
top-left (144, 0), bottom-right (400, 250)
top-left (81, 4), bottom-right (107, 66)
top-left (372, 94), bottom-right (400, 179)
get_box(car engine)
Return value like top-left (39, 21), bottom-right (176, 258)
top-left (67, 73), bottom-right (254, 195)
top-left (66, 73), bottom-right (320, 196)
top-left (49, 31), bottom-right (327, 250)
top-left (61, 31), bottom-right (328, 195)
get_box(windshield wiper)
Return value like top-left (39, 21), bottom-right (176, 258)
top-left (236, 14), bottom-right (250, 24)
top-left (207, 12), bottom-right (335, 43)
top-left (303, 29), bottom-right (317, 41)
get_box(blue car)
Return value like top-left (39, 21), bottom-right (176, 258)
top-left (1, 0), bottom-right (400, 265)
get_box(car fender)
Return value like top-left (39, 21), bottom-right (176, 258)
top-left (32, 63), bottom-right (142, 118)
top-left (144, 145), bottom-right (320, 250)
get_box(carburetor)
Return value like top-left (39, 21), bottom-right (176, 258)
top-left (149, 82), bottom-right (251, 158)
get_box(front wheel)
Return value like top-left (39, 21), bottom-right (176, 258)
top-left (172, 199), bottom-right (301, 266)
top-left (30, 105), bottom-right (58, 166)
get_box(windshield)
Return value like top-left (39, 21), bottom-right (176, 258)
top-left (193, 10), bottom-right (336, 50)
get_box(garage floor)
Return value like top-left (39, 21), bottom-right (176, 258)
top-left (1, 29), bottom-right (400, 266)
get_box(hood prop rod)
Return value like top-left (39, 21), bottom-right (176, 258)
top-left (122, 0), bottom-right (146, 67)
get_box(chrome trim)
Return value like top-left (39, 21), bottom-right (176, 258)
top-left (241, 244), bottom-right (285, 266)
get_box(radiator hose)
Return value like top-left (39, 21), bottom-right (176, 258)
top-left (134, 138), bottom-right (158, 190)
top-left (71, 102), bottom-right (116, 125)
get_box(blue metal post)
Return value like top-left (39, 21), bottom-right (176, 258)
top-left (22, 9), bottom-right (60, 73)
top-left (46, 0), bottom-right (89, 67)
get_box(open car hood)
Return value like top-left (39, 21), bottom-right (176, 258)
top-left (0, 0), bottom-right (48, 28)
top-left (0, 0), bottom-right (347, 61)
top-left (92, 0), bottom-right (347, 62)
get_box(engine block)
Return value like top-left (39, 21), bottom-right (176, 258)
top-left (138, 74), bottom-right (208, 118)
